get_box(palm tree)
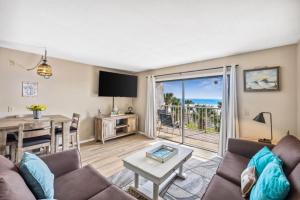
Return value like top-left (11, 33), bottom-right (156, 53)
top-left (184, 99), bottom-right (194, 105)
top-left (164, 93), bottom-right (174, 105)
top-left (164, 93), bottom-right (181, 105)
top-left (171, 97), bottom-right (181, 105)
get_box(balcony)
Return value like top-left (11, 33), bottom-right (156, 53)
top-left (157, 105), bottom-right (221, 152)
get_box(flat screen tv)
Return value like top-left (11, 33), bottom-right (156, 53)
top-left (98, 71), bottom-right (137, 97)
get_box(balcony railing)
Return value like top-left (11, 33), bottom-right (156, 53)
top-left (157, 105), bottom-right (221, 134)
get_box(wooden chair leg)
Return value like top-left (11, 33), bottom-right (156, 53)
top-left (70, 135), bottom-right (75, 148)
top-left (55, 135), bottom-right (60, 153)
top-left (10, 144), bottom-right (16, 163)
top-left (16, 149), bottom-right (23, 163)
top-left (76, 132), bottom-right (80, 151)
top-left (16, 124), bottom-right (24, 163)
top-left (47, 145), bottom-right (51, 154)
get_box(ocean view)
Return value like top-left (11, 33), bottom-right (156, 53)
top-left (189, 98), bottom-right (221, 106)
top-left (162, 77), bottom-right (223, 107)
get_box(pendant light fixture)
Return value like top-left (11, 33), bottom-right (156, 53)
top-left (27, 49), bottom-right (53, 79)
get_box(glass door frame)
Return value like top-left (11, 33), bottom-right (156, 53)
top-left (156, 79), bottom-right (184, 144)
top-left (181, 80), bottom-right (185, 144)
top-left (156, 74), bottom-right (223, 152)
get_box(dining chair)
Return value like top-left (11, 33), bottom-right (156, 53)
top-left (55, 113), bottom-right (80, 152)
top-left (5, 131), bottom-right (17, 162)
top-left (4, 116), bottom-right (22, 162)
top-left (16, 121), bottom-right (55, 162)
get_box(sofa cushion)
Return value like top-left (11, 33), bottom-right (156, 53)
top-left (216, 152), bottom-right (249, 185)
top-left (88, 185), bottom-right (135, 200)
top-left (248, 146), bottom-right (282, 177)
top-left (287, 163), bottom-right (300, 200)
top-left (250, 160), bottom-right (290, 200)
top-left (241, 167), bottom-right (256, 198)
top-left (41, 149), bottom-right (81, 178)
top-left (0, 156), bottom-right (17, 171)
top-left (202, 175), bottom-right (245, 200)
top-left (272, 135), bottom-right (300, 175)
top-left (54, 165), bottom-right (111, 200)
top-left (19, 152), bottom-right (54, 199)
top-left (0, 178), bottom-right (18, 199)
top-left (0, 170), bottom-right (36, 200)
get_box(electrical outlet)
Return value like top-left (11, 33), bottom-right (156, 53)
top-left (7, 106), bottom-right (14, 112)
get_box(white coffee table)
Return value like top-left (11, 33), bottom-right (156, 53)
top-left (123, 143), bottom-right (193, 200)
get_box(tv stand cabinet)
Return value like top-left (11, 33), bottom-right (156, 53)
top-left (94, 114), bottom-right (138, 144)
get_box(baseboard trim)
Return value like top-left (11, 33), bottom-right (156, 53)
top-left (80, 132), bottom-right (144, 144)
top-left (80, 137), bottom-right (95, 144)
top-left (137, 131), bottom-right (158, 140)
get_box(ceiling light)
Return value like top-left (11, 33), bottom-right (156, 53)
top-left (28, 49), bottom-right (52, 79)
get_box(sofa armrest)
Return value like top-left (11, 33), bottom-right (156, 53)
top-left (41, 149), bottom-right (81, 178)
top-left (227, 138), bottom-right (275, 158)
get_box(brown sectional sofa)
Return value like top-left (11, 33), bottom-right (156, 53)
top-left (0, 149), bottom-right (136, 200)
top-left (202, 135), bottom-right (300, 200)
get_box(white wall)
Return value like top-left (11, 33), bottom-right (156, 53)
top-left (133, 45), bottom-right (298, 142)
top-left (0, 47), bottom-right (133, 141)
top-left (1, 44), bottom-right (299, 142)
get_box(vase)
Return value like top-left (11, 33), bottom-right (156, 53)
top-left (33, 110), bottom-right (42, 119)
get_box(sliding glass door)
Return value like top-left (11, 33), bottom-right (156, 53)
top-left (156, 80), bottom-right (183, 143)
top-left (182, 77), bottom-right (222, 152)
top-left (156, 76), bottom-right (223, 152)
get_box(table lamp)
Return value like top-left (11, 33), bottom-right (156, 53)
top-left (253, 112), bottom-right (272, 144)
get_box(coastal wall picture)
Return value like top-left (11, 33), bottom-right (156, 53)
top-left (244, 67), bottom-right (280, 92)
top-left (22, 81), bottom-right (38, 97)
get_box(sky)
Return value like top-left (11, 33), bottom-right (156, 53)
top-left (162, 76), bottom-right (223, 99)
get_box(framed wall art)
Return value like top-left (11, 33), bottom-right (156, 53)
top-left (243, 66), bottom-right (280, 92)
top-left (22, 81), bottom-right (38, 97)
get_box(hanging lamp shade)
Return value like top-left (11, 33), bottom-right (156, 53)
top-left (37, 59), bottom-right (52, 78)
top-left (36, 49), bottom-right (52, 79)
top-left (26, 49), bottom-right (53, 79)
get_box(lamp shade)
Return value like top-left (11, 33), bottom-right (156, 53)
top-left (37, 60), bottom-right (52, 78)
top-left (253, 112), bottom-right (265, 123)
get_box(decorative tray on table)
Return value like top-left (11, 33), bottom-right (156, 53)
top-left (146, 145), bottom-right (178, 163)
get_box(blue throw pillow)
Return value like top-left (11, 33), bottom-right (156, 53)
top-left (247, 146), bottom-right (282, 176)
top-left (19, 152), bottom-right (54, 199)
top-left (250, 160), bottom-right (290, 200)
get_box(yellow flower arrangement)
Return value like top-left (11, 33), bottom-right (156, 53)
top-left (27, 104), bottom-right (47, 111)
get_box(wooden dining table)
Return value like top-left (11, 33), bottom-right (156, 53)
top-left (0, 115), bottom-right (72, 156)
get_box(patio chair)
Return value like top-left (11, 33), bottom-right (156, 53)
top-left (157, 109), bottom-right (180, 135)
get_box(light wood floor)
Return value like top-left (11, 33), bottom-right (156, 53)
top-left (80, 134), bottom-right (217, 177)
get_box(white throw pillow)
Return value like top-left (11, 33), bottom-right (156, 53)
top-left (241, 167), bottom-right (256, 197)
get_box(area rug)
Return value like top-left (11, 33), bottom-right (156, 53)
top-left (108, 156), bottom-right (221, 200)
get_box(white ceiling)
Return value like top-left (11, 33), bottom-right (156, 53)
top-left (0, 0), bottom-right (300, 72)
